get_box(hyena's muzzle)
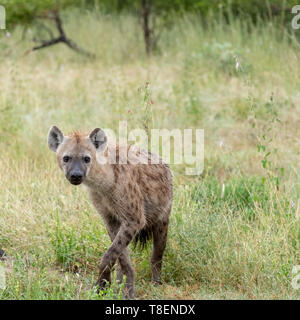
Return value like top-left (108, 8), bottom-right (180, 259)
top-left (66, 158), bottom-right (86, 185)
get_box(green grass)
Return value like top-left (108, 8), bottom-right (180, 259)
top-left (0, 10), bottom-right (299, 299)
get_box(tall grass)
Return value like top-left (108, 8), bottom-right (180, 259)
top-left (0, 10), bottom-right (299, 299)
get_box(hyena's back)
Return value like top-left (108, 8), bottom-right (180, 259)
top-left (98, 144), bottom-right (173, 246)
top-left (88, 144), bottom-right (173, 228)
top-left (125, 147), bottom-right (173, 246)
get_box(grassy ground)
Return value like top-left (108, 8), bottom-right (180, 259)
top-left (0, 10), bottom-right (299, 299)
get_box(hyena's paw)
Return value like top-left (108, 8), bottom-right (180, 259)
top-left (94, 272), bottom-right (111, 293)
top-left (122, 284), bottom-right (135, 300)
top-left (95, 279), bottom-right (108, 292)
top-left (151, 278), bottom-right (162, 286)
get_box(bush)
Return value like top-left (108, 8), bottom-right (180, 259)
top-left (2, 0), bottom-right (83, 27)
top-left (3, 0), bottom-right (300, 28)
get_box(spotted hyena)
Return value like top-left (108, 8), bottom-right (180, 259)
top-left (47, 126), bottom-right (173, 298)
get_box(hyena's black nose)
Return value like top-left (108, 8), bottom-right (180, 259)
top-left (70, 173), bottom-right (83, 185)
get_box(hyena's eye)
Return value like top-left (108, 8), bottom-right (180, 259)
top-left (63, 156), bottom-right (70, 163)
top-left (84, 156), bottom-right (91, 164)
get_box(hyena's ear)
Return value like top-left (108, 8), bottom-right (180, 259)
top-left (48, 126), bottom-right (64, 152)
top-left (89, 128), bottom-right (107, 152)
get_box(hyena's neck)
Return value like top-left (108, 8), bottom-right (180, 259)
top-left (84, 162), bottom-right (115, 193)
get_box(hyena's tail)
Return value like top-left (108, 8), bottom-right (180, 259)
top-left (133, 226), bottom-right (153, 249)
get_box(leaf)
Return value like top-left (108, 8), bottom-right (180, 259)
top-left (265, 152), bottom-right (271, 158)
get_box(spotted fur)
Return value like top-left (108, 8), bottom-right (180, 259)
top-left (48, 126), bottom-right (173, 299)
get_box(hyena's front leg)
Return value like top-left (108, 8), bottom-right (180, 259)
top-left (104, 220), bottom-right (135, 298)
top-left (116, 247), bottom-right (135, 298)
top-left (96, 222), bottom-right (140, 296)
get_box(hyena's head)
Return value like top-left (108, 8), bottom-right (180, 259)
top-left (47, 126), bottom-right (107, 185)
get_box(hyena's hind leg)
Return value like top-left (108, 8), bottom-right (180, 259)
top-left (104, 219), bottom-right (135, 299)
top-left (151, 219), bottom-right (169, 285)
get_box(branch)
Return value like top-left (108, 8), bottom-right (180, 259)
top-left (31, 10), bottom-right (95, 58)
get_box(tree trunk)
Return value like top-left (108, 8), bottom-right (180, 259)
top-left (141, 0), bottom-right (152, 56)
